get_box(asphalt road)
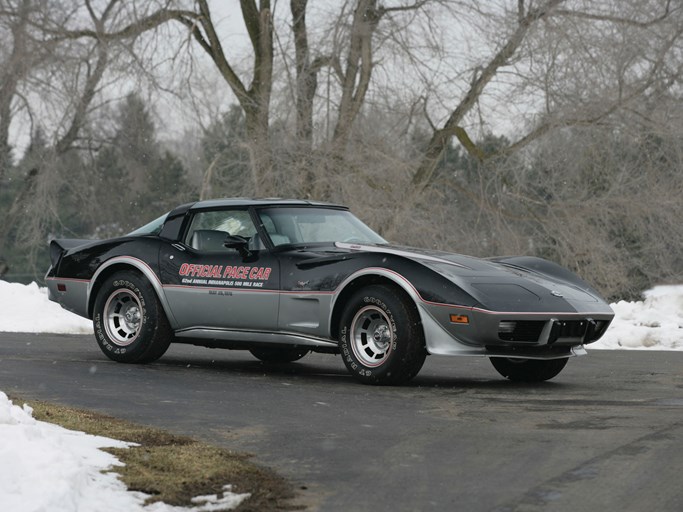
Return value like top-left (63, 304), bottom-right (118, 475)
top-left (1, 333), bottom-right (682, 512)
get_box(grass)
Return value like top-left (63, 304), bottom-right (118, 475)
top-left (21, 399), bottom-right (302, 511)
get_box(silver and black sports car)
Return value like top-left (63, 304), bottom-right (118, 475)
top-left (46, 198), bottom-right (614, 385)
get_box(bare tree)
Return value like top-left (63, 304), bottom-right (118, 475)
top-left (174, 0), bottom-right (275, 193)
top-left (0, 0), bottom-right (168, 272)
top-left (44, 1), bottom-right (434, 195)
top-left (0, 0), bottom-right (38, 182)
top-left (409, 1), bottom-right (681, 188)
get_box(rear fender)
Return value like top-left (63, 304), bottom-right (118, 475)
top-left (49, 239), bottom-right (94, 269)
top-left (88, 256), bottom-right (179, 328)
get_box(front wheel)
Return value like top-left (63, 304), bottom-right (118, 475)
top-left (93, 270), bottom-right (172, 363)
top-left (339, 284), bottom-right (426, 385)
top-left (490, 357), bottom-right (568, 382)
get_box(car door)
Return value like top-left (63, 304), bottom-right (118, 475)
top-left (159, 207), bottom-right (280, 331)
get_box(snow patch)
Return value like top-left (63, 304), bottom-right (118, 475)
top-left (0, 280), bottom-right (93, 334)
top-left (590, 285), bottom-right (683, 351)
top-left (0, 391), bottom-right (249, 512)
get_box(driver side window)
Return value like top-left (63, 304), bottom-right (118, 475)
top-left (185, 209), bottom-right (258, 252)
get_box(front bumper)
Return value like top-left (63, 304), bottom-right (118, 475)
top-left (418, 301), bottom-right (613, 359)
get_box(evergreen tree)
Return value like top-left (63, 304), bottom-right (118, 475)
top-left (146, 151), bottom-right (188, 212)
top-left (0, 128), bottom-right (50, 280)
top-left (92, 93), bottom-right (188, 234)
top-left (200, 105), bottom-right (251, 197)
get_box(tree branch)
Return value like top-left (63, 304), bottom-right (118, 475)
top-left (193, 0), bottom-right (250, 106)
top-left (312, 55), bottom-right (344, 81)
top-left (240, 0), bottom-right (262, 54)
top-left (552, 1), bottom-right (676, 28)
top-left (454, 126), bottom-right (486, 161)
top-left (491, 24), bottom-right (683, 159)
top-left (43, 9), bottom-right (200, 42)
top-left (55, 43), bottom-right (108, 154)
top-left (410, 0), bottom-right (564, 190)
top-left (379, 0), bottom-right (429, 15)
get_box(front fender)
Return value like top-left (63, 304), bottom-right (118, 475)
top-left (330, 267), bottom-right (475, 355)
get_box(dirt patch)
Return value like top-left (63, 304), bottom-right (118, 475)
top-left (24, 399), bottom-right (303, 511)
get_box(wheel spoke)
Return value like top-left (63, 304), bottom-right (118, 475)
top-left (103, 289), bottom-right (142, 347)
top-left (351, 305), bottom-right (393, 367)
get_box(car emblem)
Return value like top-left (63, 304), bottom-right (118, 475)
top-left (551, 290), bottom-right (564, 298)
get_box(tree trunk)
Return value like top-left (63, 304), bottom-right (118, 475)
top-left (332, 0), bottom-right (379, 151)
top-left (290, 0), bottom-right (320, 196)
top-left (0, 0), bottom-right (31, 182)
top-left (188, 1), bottom-right (275, 196)
top-left (244, 106), bottom-right (274, 196)
top-left (291, 0), bottom-right (315, 148)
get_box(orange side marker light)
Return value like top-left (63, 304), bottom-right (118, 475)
top-left (450, 314), bottom-right (469, 324)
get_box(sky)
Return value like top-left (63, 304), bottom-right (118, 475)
top-left (0, 279), bottom-right (681, 510)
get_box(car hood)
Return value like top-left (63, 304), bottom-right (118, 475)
top-left (334, 242), bottom-right (492, 271)
top-left (333, 242), bottom-right (611, 313)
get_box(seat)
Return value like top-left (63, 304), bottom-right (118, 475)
top-left (259, 214), bottom-right (291, 246)
top-left (190, 230), bottom-right (229, 251)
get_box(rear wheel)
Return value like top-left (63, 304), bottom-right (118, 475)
top-left (339, 284), bottom-right (426, 385)
top-left (249, 347), bottom-right (309, 363)
top-left (93, 270), bottom-right (172, 363)
top-left (490, 357), bottom-right (568, 382)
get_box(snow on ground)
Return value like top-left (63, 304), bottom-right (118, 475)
top-left (0, 280), bottom-right (681, 509)
top-left (0, 280), bottom-right (92, 334)
top-left (589, 285), bottom-right (683, 351)
top-left (0, 281), bottom-right (251, 511)
top-left (0, 391), bottom-right (249, 512)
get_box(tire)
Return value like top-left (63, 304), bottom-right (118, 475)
top-left (339, 284), bottom-right (426, 385)
top-left (249, 347), bottom-right (309, 363)
top-left (93, 270), bottom-right (172, 364)
top-left (490, 357), bottom-right (568, 382)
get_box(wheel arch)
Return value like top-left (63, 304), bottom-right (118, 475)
top-left (329, 269), bottom-right (423, 342)
top-left (87, 257), bottom-right (176, 327)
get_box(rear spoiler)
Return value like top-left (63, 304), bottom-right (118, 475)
top-left (49, 238), bottom-right (95, 267)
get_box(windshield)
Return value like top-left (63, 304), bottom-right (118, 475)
top-left (127, 213), bottom-right (167, 236)
top-left (257, 207), bottom-right (386, 246)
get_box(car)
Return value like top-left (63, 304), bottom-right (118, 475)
top-left (45, 198), bottom-right (614, 385)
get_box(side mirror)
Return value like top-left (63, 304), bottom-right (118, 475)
top-left (223, 235), bottom-right (251, 258)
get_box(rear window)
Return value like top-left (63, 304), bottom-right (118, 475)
top-left (128, 214), bottom-right (167, 236)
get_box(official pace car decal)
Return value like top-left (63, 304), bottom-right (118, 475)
top-left (178, 263), bottom-right (272, 288)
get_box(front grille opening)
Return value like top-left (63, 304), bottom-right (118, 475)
top-left (548, 319), bottom-right (595, 343)
top-left (498, 320), bottom-right (545, 342)
top-left (585, 320), bottom-right (610, 343)
top-left (556, 320), bottom-right (588, 339)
